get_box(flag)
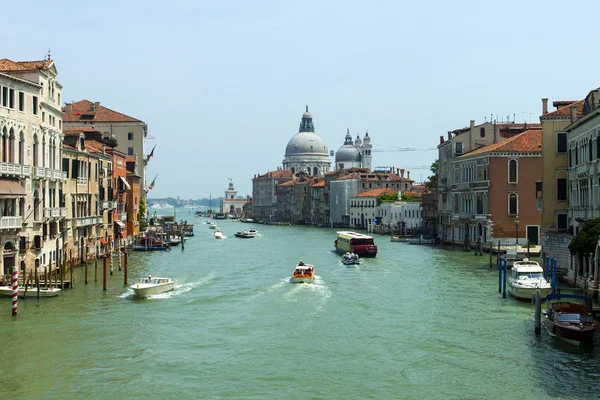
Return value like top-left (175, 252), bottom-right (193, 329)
top-left (148, 175), bottom-right (157, 190)
top-left (147, 145), bottom-right (156, 162)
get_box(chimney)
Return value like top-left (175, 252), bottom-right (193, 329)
top-left (94, 101), bottom-right (100, 111)
top-left (570, 106), bottom-right (578, 122)
top-left (399, 169), bottom-right (405, 178)
top-left (447, 131), bottom-right (452, 140)
top-left (470, 120), bottom-right (475, 130)
top-left (440, 135), bottom-right (444, 144)
top-left (542, 98), bottom-right (548, 115)
top-left (66, 103), bottom-right (73, 113)
top-left (407, 171), bottom-right (411, 180)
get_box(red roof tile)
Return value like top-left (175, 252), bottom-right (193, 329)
top-left (460, 130), bottom-right (542, 157)
top-left (0, 58), bottom-right (53, 72)
top-left (354, 188), bottom-right (397, 198)
top-left (543, 100), bottom-right (584, 117)
top-left (62, 100), bottom-right (141, 123)
top-left (311, 181), bottom-right (326, 187)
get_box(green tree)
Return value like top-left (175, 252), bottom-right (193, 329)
top-left (377, 192), bottom-right (399, 204)
top-left (568, 218), bottom-right (600, 255)
top-left (425, 159), bottom-right (438, 190)
top-left (138, 196), bottom-right (147, 220)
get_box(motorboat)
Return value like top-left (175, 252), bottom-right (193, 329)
top-left (247, 228), bottom-right (258, 236)
top-left (341, 253), bottom-right (360, 265)
top-left (334, 231), bottom-right (377, 258)
top-left (168, 236), bottom-right (182, 246)
top-left (290, 263), bottom-right (315, 284)
top-left (542, 293), bottom-right (600, 346)
top-left (209, 222), bottom-right (217, 229)
top-left (214, 230), bottom-right (224, 239)
top-left (405, 235), bottom-right (435, 245)
top-left (508, 259), bottom-right (552, 300)
top-left (130, 277), bottom-right (175, 298)
top-left (234, 231), bottom-right (254, 238)
top-left (0, 285), bottom-right (61, 298)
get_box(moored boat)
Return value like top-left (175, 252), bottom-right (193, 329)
top-left (405, 235), bottom-right (435, 245)
top-left (290, 263), bottom-right (315, 284)
top-left (334, 231), bottom-right (377, 258)
top-left (0, 285), bottom-right (61, 298)
top-left (132, 236), bottom-right (170, 251)
top-left (542, 293), bottom-right (600, 346)
top-left (130, 277), bottom-right (175, 298)
top-left (390, 235), bottom-right (407, 242)
top-left (508, 259), bottom-right (552, 300)
top-left (234, 231), bottom-right (254, 238)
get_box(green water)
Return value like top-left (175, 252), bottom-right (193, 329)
top-left (1, 215), bottom-right (599, 399)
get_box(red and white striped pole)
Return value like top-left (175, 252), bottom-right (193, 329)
top-left (11, 266), bottom-right (18, 316)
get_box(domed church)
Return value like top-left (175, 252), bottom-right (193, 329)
top-left (282, 106), bottom-right (330, 176)
top-left (334, 129), bottom-right (372, 171)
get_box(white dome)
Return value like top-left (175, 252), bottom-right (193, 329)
top-left (285, 132), bottom-right (329, 156)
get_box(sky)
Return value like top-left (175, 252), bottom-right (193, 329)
top-left (3, 0), bottom-right (600, 199)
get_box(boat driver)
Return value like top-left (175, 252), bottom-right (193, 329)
top-left (299, 260), bottom-right (305, 266)
top-left (148, 275), bottom-right (152, 283)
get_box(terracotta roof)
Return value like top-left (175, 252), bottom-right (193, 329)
top-left (553, 100), bottom-right (578, 108)
top-left (354, 188), bottom-right (397, 198)
top-left (279, 180), bottom-right (296, 187)
top-left (0, 58), bottom-right (53, 72)
top-left (543, 100), bottom-right (584, 117)
top-left (63, 127), bottom-right (97, 134)
top-left (311, 181), bottom-right (326, 187)
top-left (256, 170), bottom-right (293, 179)
top-left (460, 130), bottom-right (542, 157)
top-left (62, 100), bottom-right (141, 123)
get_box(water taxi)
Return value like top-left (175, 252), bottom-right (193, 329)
top-left (234, 231), bottom-right (254, 238)
top-left (508, 259), bottom-right (552, 300)
top-left (290, 263), bottom-right (315, 284)
top-left (341, 253), bottom-right (360, 265)
top-left (214, 230), bottom-right (224, 239)
top-left (130, 277), bottom-right (175, 298)
top-left (334, 231), bottom-right (377, 258)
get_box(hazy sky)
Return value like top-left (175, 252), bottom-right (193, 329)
top-left (4, 0), bottom-right (599, 199)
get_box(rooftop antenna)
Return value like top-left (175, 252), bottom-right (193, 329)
top-left (513, 114), bottom-right (516, 123)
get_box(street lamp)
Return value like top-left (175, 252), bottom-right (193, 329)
top-left (515, 215), bottom-right (519, 245)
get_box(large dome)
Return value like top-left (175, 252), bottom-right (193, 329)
top-left (285, 132), bottom-right (329, 156)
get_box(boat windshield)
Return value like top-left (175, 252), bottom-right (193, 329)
top-left (517, 272), bottom-right (544, 279)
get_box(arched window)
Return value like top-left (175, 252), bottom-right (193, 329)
top-left (32, 134), bottom-right (39, 167)
top-left (1, 127), bottom-right (7, 163)
top-left (8, 128), bottom-right (15, 163)
top-left (33, 189), bottom-right (40, 221)
top-left (18, 131), bottom-right (24, 164)
top-left (290, 167), bottom-right (295, 174)
top-left (508, 193), bottom-right (518, 215)
top-left (480, 127), bottom-right (485, 138)
top-left (508, 159), bottom-right (518, 183)
top-left (307, 167), bottom-right (310, 174)
top-left (313, 167), bottom-right (318, 176)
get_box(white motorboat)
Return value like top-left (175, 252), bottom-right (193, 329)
top-left (209, 222), bottom-right (217, 229)
top-left (168, 236), bottom-right (182, 246)
top-left (405, 235), bottom-right (435, 245)
top-left (234, 231), bottom-right (254, 238)
top-left (0, 285), bottom-right (61, 298)
top-left (214, 230), bottom-right (224, 239)
top-left (508, 259), bottom-right (552, 300)
top-left (130, 277), bottom-right (175, 298)
top-left (247, 227), bottom-right (258, 236)
top-left (290, 263), bottom-right (315, 284)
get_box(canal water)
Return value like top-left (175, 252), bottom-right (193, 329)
top-left (1, 213), bottom-right (600, 399)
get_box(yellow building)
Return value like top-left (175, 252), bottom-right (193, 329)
top-left (539, 98), bottom-right (584, 272)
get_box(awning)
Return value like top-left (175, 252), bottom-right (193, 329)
top-left (0, 180), bottom-right (26, 198)
top-left (114, 220), bottom-right (126, 229)
top-left (120, 176), bottom-right (131, 190)
top-left (99, 238), bottom-right (108, 245)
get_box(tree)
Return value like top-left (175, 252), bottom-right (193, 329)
top-left (377, 192), bottom-right (399, 204)
top-left (568, 218), bottom-right (600, 255)
top-left (425, 159), bottom-right (438, 190)
top-left (138, 196), bottom-right (146, 220)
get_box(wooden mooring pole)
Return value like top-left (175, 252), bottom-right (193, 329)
top-left (103, 254), bottom-right (107, 291)
top-left (534, 289), bottom-right (541, 335)
top-left (124, 250), bottom-right (128, 286)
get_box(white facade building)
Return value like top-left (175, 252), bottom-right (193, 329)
top-left (282, 106), bottom-right (330, 176)
top-left (0, 55), bottom-right (66, 277)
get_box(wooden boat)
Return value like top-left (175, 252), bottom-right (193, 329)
top-left (542, 293), bottom-right (600, 346)
top-left (130, 277), bottom-right (175, 298)
top-left (234, 231), bottom-right (254, 238)
top-left (334, 231), bottom-right (377, 258)
top-left (508, 260), bottom-right (552, 300)
top-left (290, 263), bottom-right (315, 284)
top-left (0, 285), bottom-right (61, 298)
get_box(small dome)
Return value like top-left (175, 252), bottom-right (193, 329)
top-left (335, 146), bottom-right (361, 162)
top-left (302, 111), bottom-right (312, 119)
top-left (285, 132), bottom-right (329, 156)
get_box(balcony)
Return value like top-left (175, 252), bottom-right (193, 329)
top-left (72, 216), bottom-right (96, 228)
top-left (572, 207), bottom-right (591, 221)
top-left (0, 216), bottom-right (22, 230)
top-left (43, 207), bottom-right (66, 219)
top-left (95, 216), bottom-right (104, 225)
top-left (102, 200), bottom-right (117, 210)
top-left (451, 212), bottom-right (473, 220)
top-left (574, 164), bottom-right (590, 178)
top-left (0, 162), bottom-right (31, 178)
